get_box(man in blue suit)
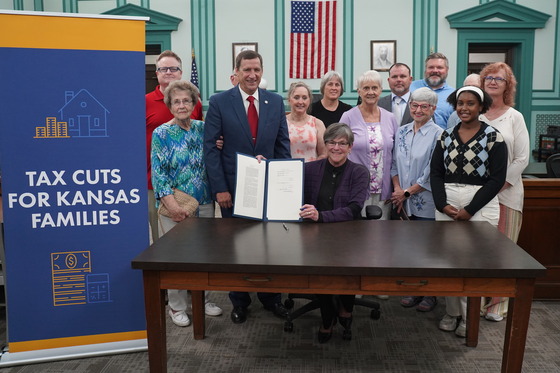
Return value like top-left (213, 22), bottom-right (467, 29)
top-left (204, 50), bottom-right (291, 324)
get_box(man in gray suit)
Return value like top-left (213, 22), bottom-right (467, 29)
top-left (204, 50), bottom-right (291, 324)
top-left (378, 63), bottom-right (414, 126)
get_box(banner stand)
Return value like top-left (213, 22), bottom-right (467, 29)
top-left (0, 340), bottom-right (146, 367)
top-left (0, 10), bottom-right (150, 367)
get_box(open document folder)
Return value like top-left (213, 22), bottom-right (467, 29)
top-left (233, 153), bottom-right (304, 221)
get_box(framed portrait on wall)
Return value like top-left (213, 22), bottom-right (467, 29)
top-left (371, 40), bottom-right (396, 71)
top-left (232, 42), bottom-right (258, 69)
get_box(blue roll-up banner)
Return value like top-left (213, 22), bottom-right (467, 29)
top-left (0, 11), bottom-right (150, 365)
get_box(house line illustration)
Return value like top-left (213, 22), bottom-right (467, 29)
top-left (58, 89), bottom-right (110, 138)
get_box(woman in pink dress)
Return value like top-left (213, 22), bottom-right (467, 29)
top-left (286, 81), bottom-right (327, 162)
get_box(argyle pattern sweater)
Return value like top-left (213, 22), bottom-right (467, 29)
top-left (430, 122), bottom-right (507, 216)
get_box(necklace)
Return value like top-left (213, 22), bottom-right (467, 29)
top-left (288, 113), bottom-right (309, 126)
top-left (359, 104), bottom-right (379, 123)
top-left (322, 99), bottom-right (338, 111)
top-left (485, 105), bottom-right (509, 121)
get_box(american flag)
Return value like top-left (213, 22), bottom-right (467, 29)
top-left (289, 1), bottom-right (336, 79)
top-left (190, 49), bottom-right (199, 89)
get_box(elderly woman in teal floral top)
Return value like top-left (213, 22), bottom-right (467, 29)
top-left (151, 80), bottom-right (223, 328)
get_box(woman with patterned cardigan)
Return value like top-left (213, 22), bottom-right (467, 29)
top-left (430, 86), bottom-right (507, 338)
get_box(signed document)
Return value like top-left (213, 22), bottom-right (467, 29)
top-left (233, 153), bottom-right (303, 221)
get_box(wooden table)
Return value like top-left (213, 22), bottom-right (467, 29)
top-left (132, 218), bottom-right (546, 373)
top-left (518, 178), bottom-right (560, 299)
top-left (523, 162), bottom-right (547, 178)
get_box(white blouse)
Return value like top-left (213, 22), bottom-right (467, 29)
top-left (480, 107), bottom-right (530, 212)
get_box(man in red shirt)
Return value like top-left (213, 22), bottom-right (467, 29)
top-left (146, 50), bottom-right (203, 240)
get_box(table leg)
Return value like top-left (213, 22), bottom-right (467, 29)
top-left (191, 290), bottom-right (205, 340)
top-left (501, 278), bottom-right (535, 373)
top-left (466, 296), bottom-right (481, 347)
top-left (143, 270), bottom-right (167, 373)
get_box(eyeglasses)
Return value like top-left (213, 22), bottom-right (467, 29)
top-left (484, 76), bottom-right (507, 84)
top-left (172, 99), bottom-right (193, 107)
top-left (409, 102), bottom-right (433, 111)
top-left (325, 140), bottom-right (350, 148)
top-left (157, 66), bottom-right (181, 73)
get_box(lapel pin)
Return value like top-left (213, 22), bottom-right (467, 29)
top-left (265, 100), bottom-right (268, 104)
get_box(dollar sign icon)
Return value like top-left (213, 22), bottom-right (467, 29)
top-left (65, 253), bottom-right (77, 269)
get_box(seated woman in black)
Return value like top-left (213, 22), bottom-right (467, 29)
top-left (299, 122), bottom-right (370, 343)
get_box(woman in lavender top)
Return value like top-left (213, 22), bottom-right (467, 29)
top-left (340, 70), bottom-right (399, 220)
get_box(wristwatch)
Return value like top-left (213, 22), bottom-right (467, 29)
top-left (404, 189), bottom-right (411, 198)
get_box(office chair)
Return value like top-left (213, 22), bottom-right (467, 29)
top-left (546, 153), bottom-right (560, 177)
top-left (283, 205), bottom-right (383, 333)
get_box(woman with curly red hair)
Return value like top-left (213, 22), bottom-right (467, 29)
top-left (478, 62), bottom-right (530, 322)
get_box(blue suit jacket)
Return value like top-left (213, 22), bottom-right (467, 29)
top-left (204, 86), bottom-right (291, 198)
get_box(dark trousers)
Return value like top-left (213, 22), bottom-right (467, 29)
top-left (222, 206), bottom-right (281, 309)
top-left (229, 291), bottom-right (281, 309)
top-left (317, 294), bottom-right (355, 329)
top-left (220, 206), bottom-right (234, 218)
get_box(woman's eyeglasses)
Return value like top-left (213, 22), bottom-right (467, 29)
top-left (325, 140), bottom-right (350, 148)
top-left (172, 99), bottom-right (193, 107)
top-left (484, 76), bottom-right (507, 84)
top-left (409, 103), bottom-right (433, 111)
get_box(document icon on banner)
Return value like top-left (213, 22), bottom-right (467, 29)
top-left (52, 251), bottom-right (91, 306)
top-left (233, 153), bottom-right (303, 221)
